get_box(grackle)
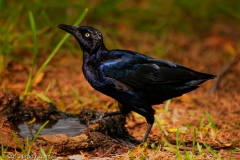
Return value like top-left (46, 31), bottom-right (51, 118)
top-left (58, 24), bottom-right (216, 142)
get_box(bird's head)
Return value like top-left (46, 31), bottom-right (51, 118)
top-left (58, 24), bottom-right (103, 54)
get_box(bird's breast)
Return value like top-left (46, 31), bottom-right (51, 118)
top-left (82, 64), bottom-right (110, 91)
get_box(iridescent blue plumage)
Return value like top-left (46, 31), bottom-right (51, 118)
top-left (58, 24), bottom-right (216, 142)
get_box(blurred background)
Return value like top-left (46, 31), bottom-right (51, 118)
top-left (1, 1), bottom-right (240, 157)
top-left (0, 0), bottom-right (240, 110)
top-left (1, 0), bottom-right (240, 56)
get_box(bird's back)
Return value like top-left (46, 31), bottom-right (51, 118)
top-left (100, 49), bottom-right (215, 104)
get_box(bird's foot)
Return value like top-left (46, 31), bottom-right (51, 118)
top-left (87, 113), bottom-right (105, 125)
top-left (87, 111), bottom-right (123, 126)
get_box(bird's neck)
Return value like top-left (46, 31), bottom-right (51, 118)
top-left (98, 43), bottom-right (108, 53)
top-left (83, 44), bottom-right (109, 64)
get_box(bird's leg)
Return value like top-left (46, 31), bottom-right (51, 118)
top-left (142, 123), bottom-right (153, 142)
top-left (132, 106), bottom-right (155, 142)
top-left (102, 111), bottom-right (122, 117)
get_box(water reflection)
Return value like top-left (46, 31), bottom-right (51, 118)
top-left (12, 117), bottom-right (86, 139)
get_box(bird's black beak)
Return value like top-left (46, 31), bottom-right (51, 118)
top-left (58, 24), bottom-right (79, 35)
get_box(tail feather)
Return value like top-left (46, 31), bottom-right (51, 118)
top-left (193, 71), bottom-right (216, 81)
top-left (149, 71), bottom-right (216, 105)
top-left (186, 79), bottom-right (210, 86)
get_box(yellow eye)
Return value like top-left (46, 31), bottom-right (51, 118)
top-left (84, 32), bottom-right (90, 37)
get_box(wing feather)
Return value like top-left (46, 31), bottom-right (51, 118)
top-left (100, 52), bottom-right (213, 90)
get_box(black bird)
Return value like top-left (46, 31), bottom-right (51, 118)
top-left (58, 24), bottom-right (216, 142)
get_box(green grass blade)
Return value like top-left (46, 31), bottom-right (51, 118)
top-left (192, 127), bottom-right (196, 154)
top-left (70, 84), bottom-right (83, 104)
top-left (32, 8), bottom-right (88, 84)
top-left (155, 118), bottom-right (168, 136)
top-left (32, 120), bottom-right (49, 142)
top-left (48, 146), bottom-right (54, 158)
top-left (41, 10), bottom-right (52, 25)
top-left (230, 148), bottom-right (240, 159)
top-left (29, 11), bottom-right (37, 66)
top-left (197, 142), bottom-right (202, 153)
top-left (164, 99), bottom-right (171, 112)
top-left (1, 144), bottom-right (5, 159)
top-left (35, 93), bottom-right (54, 103)
top-left (205, 111), bottom-right (217, 131)
top-left (203, 142), bottom-right (221, 160)
top-left (176, 129), bottom-right (181, 160)
top-left (44, 79), bottom-right (55, 95)
top-left (184, 151), bottom-right (192, 160)
top-left (24, 66), bottom-right (33, 94)
top-left (40, 147), bottom-right (47, 160)
top-left (24, 11), bottom-right (38, 94)
top-left (1, 142), bottom-right (9, 158)
top-left (128, 149), bottom-right (135, 160)
top-left (25, 136), bottom-right (31, 156)
top-left (12, 132), bottom-right (25, 153)
top-left (199, 118), bottom-right (205, 130)
top-left (162, 137), bottom-right (178, 154)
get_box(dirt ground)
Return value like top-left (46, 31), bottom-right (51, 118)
top-left (1, 23), bottom-right (240, 159)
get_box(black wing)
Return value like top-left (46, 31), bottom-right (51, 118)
top-left (101, 55), bottom-right (215, 92)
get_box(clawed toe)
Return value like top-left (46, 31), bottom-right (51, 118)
top-left (87, 113), bottom-right (105, 125)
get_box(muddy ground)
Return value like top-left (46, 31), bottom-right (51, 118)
top-left (1, 24), bottom-right (240, 159)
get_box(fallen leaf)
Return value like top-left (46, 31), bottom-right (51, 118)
top-left (33, 72), bottom-right (45, 86)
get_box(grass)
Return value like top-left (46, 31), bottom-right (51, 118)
top-left (164, 99), bottom-right (171, 112)
top-left (230, 148), bottom-right (240, 159)
top-left (44, 79), bottom-right (56, 95)
top-left (1, 0), bottom-right (240, 93)
top-left (23, 8), bottom-right (88, 97)
top-left (203, 142), bottom-right (221, 160)
top-left (192, 127), bottom-right (196, 154)
top-left (32, 8), bottom-right (88, 84)
top-left (24, 11), bottom-right (37, 95)
top-left (0, 144), bottom-right (8, 160)
top-left (70, 84), bottom-right (83, 104)
top-left (0, 0), bottom-right (239, 159)
top-left (0, 120), bottom-right (50, 159)
top-left (0, 3), bottom-right (88, 157)
top-left (39, 146), bottom-right (54, 160)
top-left (205, 111), bottom-right (217, 131)
top-left (12, 120), bottom-right (49, 156)
top-left (142, 110), bottom-right (230, 159)
top-left (0, 0), bottom-right (27, 92)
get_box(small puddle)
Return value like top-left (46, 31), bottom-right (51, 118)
top-left (12, 117), bottom-right (86, 139)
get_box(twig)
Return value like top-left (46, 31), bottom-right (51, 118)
top-left (210, 56), bottom-right (240, 94)
top-left (100, 144), bottom-right (116, 157)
